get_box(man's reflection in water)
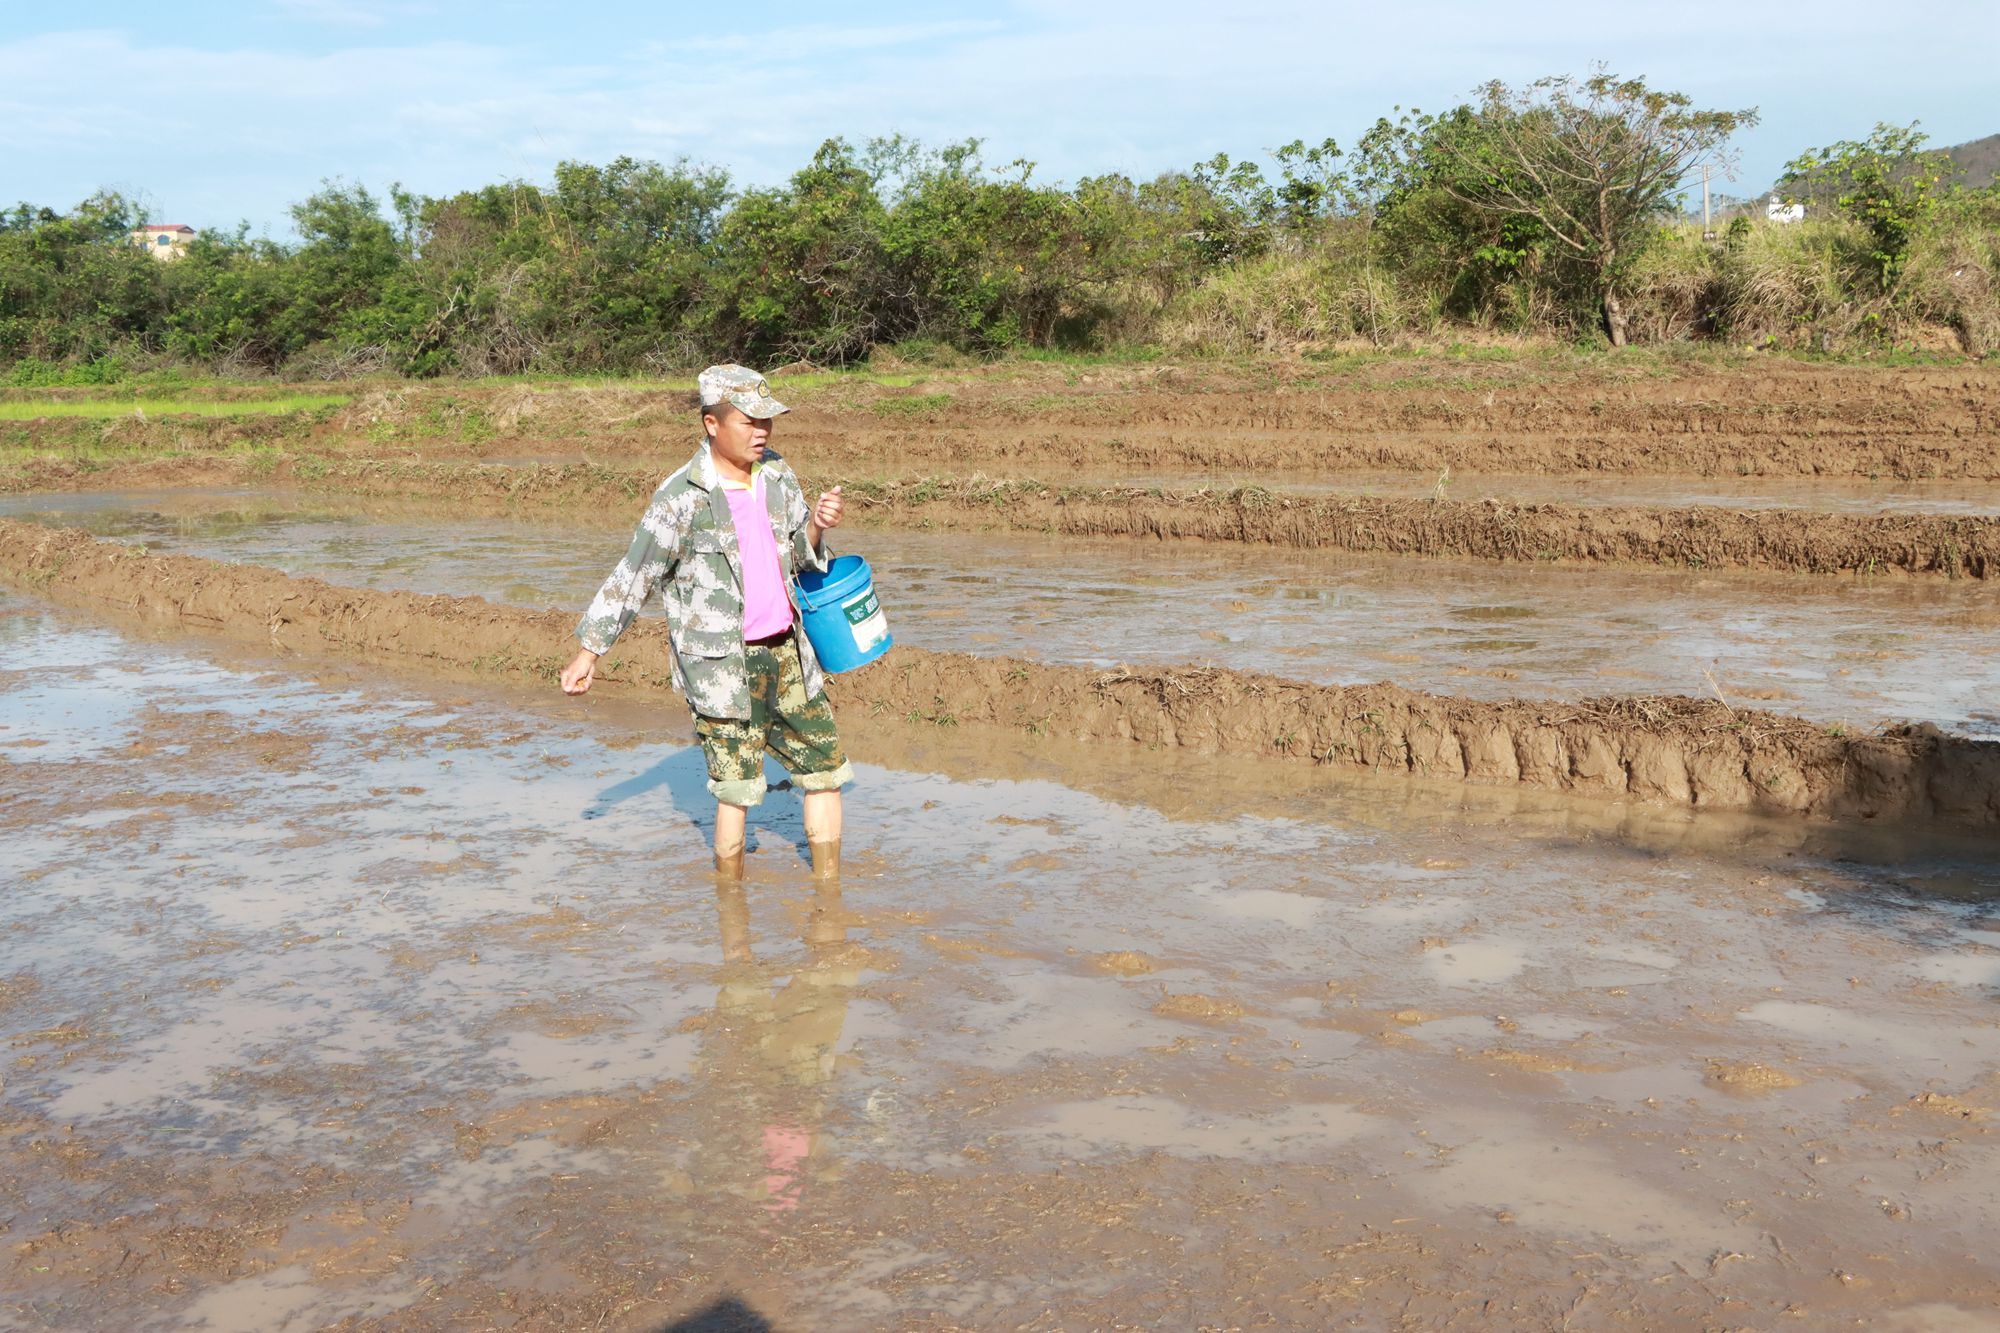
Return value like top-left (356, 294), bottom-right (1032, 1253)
top-left (695, 875), bottom-right (863, 1216)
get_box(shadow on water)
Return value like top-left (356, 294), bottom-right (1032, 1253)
top-left (584, 745), bottom-right (818, 867)
top-left (655, 1296), bottom-right (777, 1332)
top-left (582, 749), bottom-right (707, 821)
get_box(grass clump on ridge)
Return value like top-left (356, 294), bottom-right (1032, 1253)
top-left (0, 395), bottom-right (349, 421)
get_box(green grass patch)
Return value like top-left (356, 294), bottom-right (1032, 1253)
top-left (869, 393), bottom-right (955, 418)
top-left (1000, 345), bottom-right (1169, 366)
top-left (0, 394), bottom-right (350, 421)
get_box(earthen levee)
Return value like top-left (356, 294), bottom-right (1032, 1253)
top-left (5, 520), bottom-right (1995, 830)
top-left (6, 457), bottom-right (1997, 579)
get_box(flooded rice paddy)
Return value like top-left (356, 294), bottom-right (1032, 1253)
top-left (7, 488), bottom-right (2000, 738)
top-left (5, 593), bottom-right (2000, 1326)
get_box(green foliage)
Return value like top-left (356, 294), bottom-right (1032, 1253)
top-left (0, 83), bottom-right (1993, 377)
top-left (7, 354), bottom-right (127, 386)
top-left (1423, 71), bottom-right (1757, 344)
top-left (1780, 122), bottom-right (1962, 290)
top-left (1369, 106), bottom-right (1566, 328)
top-left (0, 190), bottom-right (163, 362)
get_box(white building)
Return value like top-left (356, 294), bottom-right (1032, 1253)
top-left (130, 223), bottom-right (196, 259)
top-left (1765, 195), bottom-right (1805, 225)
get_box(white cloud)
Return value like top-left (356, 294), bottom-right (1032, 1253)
top-left (270, 0), bottom-right (435, 29)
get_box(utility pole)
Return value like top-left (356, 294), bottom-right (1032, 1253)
top-left (1702, 162), bottom-right (1714, 241)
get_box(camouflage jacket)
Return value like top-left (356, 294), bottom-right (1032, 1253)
top-left (576, 441), bottom-right (831, 719)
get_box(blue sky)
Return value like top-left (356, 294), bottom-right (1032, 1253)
top-left (3, 1), bottom-right (1993, 236)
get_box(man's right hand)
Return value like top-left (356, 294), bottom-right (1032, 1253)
top-left (560, 648), bottom-right (601, 695)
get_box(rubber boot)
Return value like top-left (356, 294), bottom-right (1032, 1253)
top-left (809, 839), bottom-right (841, 881)
top-left (714, 846), bottom-right (745, 880)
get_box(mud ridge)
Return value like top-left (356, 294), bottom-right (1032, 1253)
top-left (842, 479), bottom-right (2000, 578)
top-left (9, 456), bottom-right (1996, 578)
top-left (6, 520), bottom-right (1997, 829)
top-left (6, 363), bottom-right (1998, 479)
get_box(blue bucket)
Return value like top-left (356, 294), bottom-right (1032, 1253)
top-left (794, 554), bottom-right (892, 673)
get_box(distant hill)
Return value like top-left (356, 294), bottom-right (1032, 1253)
top-left (1944, 133), bottom-right (2000, 188)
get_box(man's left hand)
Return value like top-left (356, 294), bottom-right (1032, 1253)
top-left (813, 486), bottom-right (844, 531)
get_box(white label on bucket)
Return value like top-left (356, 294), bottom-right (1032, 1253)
top-left (844, 589), bottom-right (888, 653)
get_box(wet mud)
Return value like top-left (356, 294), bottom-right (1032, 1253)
top-left (1022, 469), bottom-right (2000, 516)
top-left (6, 519), bottom-right (2000, 829)
top-left (9, 489), bottom-right (2000, 735)
top-left (830, 477), bottom-right (2000, 579)
top-left (777, 362), bottom-right (2000, 480)
top-left (9, 454), bottom-right (1998, 579)
top-left (6, 601), bottom-right (2000, 1328)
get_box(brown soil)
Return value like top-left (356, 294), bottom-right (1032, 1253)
top-left (828, 479), bottom-right (2000, 579)
top-left (1090, 951), bottom-right (1160, 977)
top-left (10, 455), bottom-right (1996, 579)
top-left (7, 360), bottom-right (1999, 478)
top-left (1704, 1059), bottom-right (1806, 1094)
top-left (7, 519), bottom-right (1998, 829)
top-left (794, 367), bottom-right (2000, 480)
top-left (1152, 992), bottom-right (1250, 1020)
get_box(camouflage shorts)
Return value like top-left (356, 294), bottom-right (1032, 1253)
top-left (693, 634), bottom-right (852, 808)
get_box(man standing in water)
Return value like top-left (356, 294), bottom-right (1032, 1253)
top-left (559, 365), bottom-right (851, 880)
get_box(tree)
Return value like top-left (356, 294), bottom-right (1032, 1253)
top-left (1270, 137), bottom-right (1350, 236)
top-left (1779, 122), bottom-right (1961, 291)
top-left (0, 191), bottom-right (163, 363)
top-left (1429, 71), bottom-right (1755, 345)
top-left (274, 181), bottom-right (407, 360)
top-left (874, 139), bottom-right (1086, 349)
top-left (1370, 107), bottom-right (1561, 327)
top-left (706, 139), bottom-right (890, 362)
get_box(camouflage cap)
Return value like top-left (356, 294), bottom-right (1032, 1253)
top-left (697, 364), bottom-right (789, 419)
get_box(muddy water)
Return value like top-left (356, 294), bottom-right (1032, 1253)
top-left (8, 488), bottom-right (2000, 738)
top-left (5, 598), bottom-right (2000, 1327)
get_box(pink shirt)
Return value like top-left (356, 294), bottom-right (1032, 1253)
top-left (722, 474), bottom-right (795, 640)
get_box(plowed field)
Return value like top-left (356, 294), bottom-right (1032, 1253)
top-left (5, 356), bottom-right (2000, 1328)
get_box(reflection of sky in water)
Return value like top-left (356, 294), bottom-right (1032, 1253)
top-left (5, 487), bottom-right (2000, 734)
top-left (9, 601), bottom-right (2000, 1325)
